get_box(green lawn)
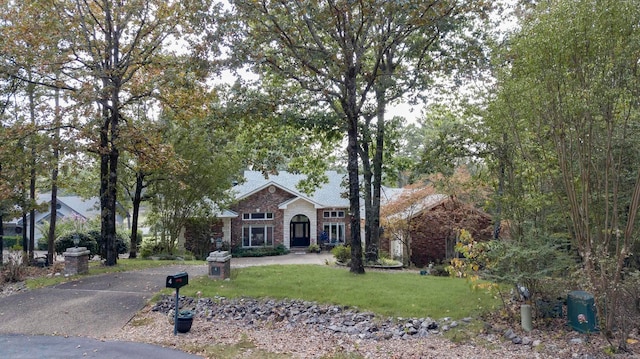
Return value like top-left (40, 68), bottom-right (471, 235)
top-left (26, 258), bottom-right (202, 289)
top-left (177, 265), bottom-right (500, 320)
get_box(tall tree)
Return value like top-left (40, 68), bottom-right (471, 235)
top-left (359, 0), bottom-right (489, 262)
top-left (229, 0), bottom-right (387, 274)
top-left (49, 0), bottom-right (216, 265)
top-left (230, 0), bottom-right (489, 271)
top-left (488, 0), bottom-right (640, 339)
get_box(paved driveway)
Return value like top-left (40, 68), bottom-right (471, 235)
top-left (0, 252), bottom-right (333, 358)
top-left (0, 252), bottom-right (332, 337)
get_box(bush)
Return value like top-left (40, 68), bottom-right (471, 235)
top-left (231, 244), bottom-right (290, 258)
top-left (430, 264), bottom-right (450, 277)
top-left (2, 236), bottom-right (20, 249)
top-left (139, 239), bottom-right (162, 259)
top-left (54, 232), bottom-right (98, 257)
top-left (307, 244), bottom-right (321, 253)
top-left (183, 218), bottom-right (224, 260)
top-left (1, 251), bottom-right (25, 283)
top-left (87, 230), bottom-right (129, 259)
top-left (37, 237), bottom-right (48, 251)
top-left (332, 244), bottom-right (351, 263)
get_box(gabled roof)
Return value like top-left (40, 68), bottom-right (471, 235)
top-left (232, 170), bottom-right (349, 208)
top-left (6, 193), bottom-right (128, 225)
top-left (38, 193), bottom-right (101, 219)
top-left (381, 187), bottom-right (449, 221)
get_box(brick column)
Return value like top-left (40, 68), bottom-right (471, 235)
top-left (206, 251), bottom-right (231, 280)
top-left (63, 247), bottom-right (90, 275)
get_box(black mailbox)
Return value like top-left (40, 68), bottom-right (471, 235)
top-left (166, 272), bottom-right (188, 289)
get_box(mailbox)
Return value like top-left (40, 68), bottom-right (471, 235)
top-left (166, 272), bottom-right (189, 289)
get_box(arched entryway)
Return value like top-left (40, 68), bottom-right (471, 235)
top-left (290, 214), bottom-right (310, 247)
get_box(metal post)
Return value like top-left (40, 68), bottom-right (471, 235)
top-left (521, 304), bottom-right (532, 332)
top-left (174, 287), bottom-right (179, 335)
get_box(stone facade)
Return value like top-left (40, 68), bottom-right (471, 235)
top-left (63, 247), bottom-right (90, 275)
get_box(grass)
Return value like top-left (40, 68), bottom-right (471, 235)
top-left (25, 257), bottom-right (202, 289)
top-left (175, 265), bottom-right (500, 320)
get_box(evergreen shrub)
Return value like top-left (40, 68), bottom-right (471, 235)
top-left (331, 244), bottom-right (351, 263)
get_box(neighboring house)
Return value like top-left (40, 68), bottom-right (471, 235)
top-left (2, 193), bottom-right (129, 242)
top-left (215, 171), bottom-right (352, 250)
top-left (380, 189), bottom-right (493, 267)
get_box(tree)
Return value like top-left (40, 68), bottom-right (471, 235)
top-left (229, 0), bottom-right (490, 271)
top-left (49, 0), bottom-right (217, 265)
top-left (231, 0), bottom-right (400, 273)
top-left (488, 0), bottom-right (640, 341)
top-left (359, 0), bottom-right (490, 263)
top-left (147, 113), bottom-right (242, 254)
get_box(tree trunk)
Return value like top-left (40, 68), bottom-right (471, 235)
top-left (47, 86), bottom-right (61, 265)
top-left (370, 85), bottom-right (386, 262)
top-left (0, 178), bottom-right (3, 265)
top-left (21, 212), bottom-right (28, 264)
top-left (347, 115), bottom-right (364, 274)
top-left (48, 170), bottom-right (58, 264)
top-left (361, 139), bottom-right (376, 263)
top-left (100, 106), bottom-right (112, 263)
top-left (28, 82), bottom-right (36, 264)
top-left (129, 171), bottom-right (145, 259)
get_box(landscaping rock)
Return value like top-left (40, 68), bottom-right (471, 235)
top-left (504, 329), bottom-right (516, 340)
top-left (151, 295), bottom-right (470, 341)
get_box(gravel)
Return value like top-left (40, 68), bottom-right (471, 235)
top-left (109, 294), bottom-right (629, 359)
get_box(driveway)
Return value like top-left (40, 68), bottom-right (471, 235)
top-left (0, 252), bottom-right (332, 337)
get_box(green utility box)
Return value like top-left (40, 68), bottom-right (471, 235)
top-left (567, 290), bottom-right (598, 333)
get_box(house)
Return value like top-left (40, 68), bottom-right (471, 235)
top-left (2, 193), bottom-right (129, 242)
top-left (214, 171), bottom-right (352, 250)
top-left (380, 188), bottom-right (494, 267)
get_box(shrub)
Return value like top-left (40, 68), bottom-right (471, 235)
top-left (231, 244), bottom-right (290, 257)
top-left (54, 232), bottom-right (98, 257)
top-left (87, 230), bottom-right (129, 259)
top-left (1, 251), bottom-right (25, 283)
top-left (183, 218), bottom-right (224, 260)
top-left (332, 244), bottom-right (351, 263)
top-left (37, 237), bottom-right (48, 251)
top-left (2, 236), bottom-right (20, 249)
top-left (430, 264), bottom-right (450, 277)
top-left (307, 244), bottom-right (321, 253)
top-left (139, 239), bottom-right (162, 259)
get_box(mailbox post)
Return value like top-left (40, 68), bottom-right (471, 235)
top-left (166, 272), bottom-right (189, 335)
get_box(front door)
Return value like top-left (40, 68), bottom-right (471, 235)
top-left (290, 214), bottom-right (310, 247)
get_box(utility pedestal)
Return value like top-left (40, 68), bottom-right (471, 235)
top-left (63, 247), bottom-right (90, 275)
top-left (207, 251), bottom-right (231, 280)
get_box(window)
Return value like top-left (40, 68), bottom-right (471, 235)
top-left (323, 223), bottom-right (345, 243)
top-left (243, 212), bottom-right (273, 220)
top-left (323, 210), bottom-right (345, 218)
top-left (242, 225), bottom-right (274, 247)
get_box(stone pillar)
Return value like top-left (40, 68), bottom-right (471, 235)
top-left (63, 247), bottom-right (90, 275)
top-left (206, 251), bottom-right (231, 280)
